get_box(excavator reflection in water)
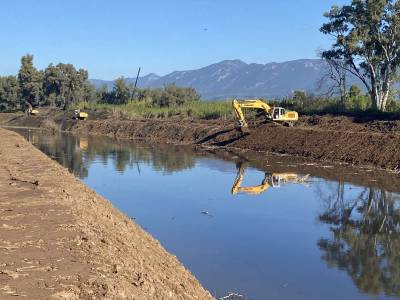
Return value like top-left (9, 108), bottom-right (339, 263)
top-left (231, 162), bottom-right (309, 196)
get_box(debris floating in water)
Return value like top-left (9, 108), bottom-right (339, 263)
top-left (219, 292), bottom-right (245, 299)
top-left (201, 210), bottom-right (214, 218)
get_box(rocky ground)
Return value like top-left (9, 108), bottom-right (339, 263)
top-left (0, 128), bottom-right (213, 299)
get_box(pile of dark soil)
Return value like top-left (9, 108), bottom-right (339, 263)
top-left (297, 114), bottom-right (400, 134)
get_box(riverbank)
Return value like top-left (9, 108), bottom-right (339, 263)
top-left (2, 109), bottom-right (400, 171)
top-left (0, 128), bottom-right (213, 299)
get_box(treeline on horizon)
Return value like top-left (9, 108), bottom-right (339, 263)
top-left (1, 53), bottom-right (399, 117)
top-left (0, 54), bottom-right (201, 113)
top-left (0, 53), bottom-right (399, 119)
top-left (2, 0), bottom-right (400, 119)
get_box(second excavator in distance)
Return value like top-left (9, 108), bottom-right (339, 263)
top-left (232, 99), bottom-right (299, 132)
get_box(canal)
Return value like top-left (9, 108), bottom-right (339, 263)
top-left (14, 128), bottom-right (400, 300)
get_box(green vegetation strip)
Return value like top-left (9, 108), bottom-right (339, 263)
top-left (76, 100), bottom-right (233, 119)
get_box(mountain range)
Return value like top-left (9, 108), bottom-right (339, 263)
top-left (90, 59), bottom-right (349, 100)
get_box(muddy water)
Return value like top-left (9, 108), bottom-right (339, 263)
top-left (14, 128), bottom-right (400, 300)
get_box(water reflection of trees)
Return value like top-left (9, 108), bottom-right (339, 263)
top-left (27, 131), bottom-right (196, 179)
top-left (31, 132), bottom-right (89, 179)
top-left (317, 182), bottom-right (400, 297)
top-left (84, 137), bottom-right (196, 175)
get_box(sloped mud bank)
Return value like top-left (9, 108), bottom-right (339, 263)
top-left (66, 118), bottom-right (400, 172)
top-left (0, 128), bottom-right (213, 299)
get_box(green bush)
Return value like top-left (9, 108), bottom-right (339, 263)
top-left (76, 100), bottom-right (232, 120)
top-left (135, 84), bottom-right (200, 107)
top-left (275, 86), bottom-right (394, 115)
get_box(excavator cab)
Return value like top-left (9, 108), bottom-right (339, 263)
top-left (73, 109), bottom-right (89, 120)
top-left (271, 175), bottom-right (281, 188)
top-left (25, 103), bottom-right (39, 116)
top-left (271, 107), bottom-right (297, 126)
top-left (270, 173), bottom-right (304, 187)
top-left (272, 107), bottom-right (285, 120)
top-left (30, 109), bottom-right (39, 116)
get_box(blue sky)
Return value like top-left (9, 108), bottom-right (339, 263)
top-left (0, 0), bottom-right (348, 79)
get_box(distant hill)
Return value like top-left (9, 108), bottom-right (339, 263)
top-left (91, 73), bottom-right (161, 92)
top-left (90, 59), bottom-right (358, 100)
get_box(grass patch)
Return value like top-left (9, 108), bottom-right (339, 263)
top-left (76, 100), bottom-right (233, 120)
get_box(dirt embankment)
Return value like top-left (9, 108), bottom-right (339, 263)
top-left (0, 128), bottom-right (213, 299)
top-left (3, 109), bottom-right (400, 171)
top-left (66, 117), bottom-right (400, 171)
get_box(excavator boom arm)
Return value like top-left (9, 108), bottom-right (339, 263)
top-left (232, 99), bottom-right (298, 131)
top-left (232, 99), bottom-right (272, 129)
top-left (231, 163), bottom-right (272, 195)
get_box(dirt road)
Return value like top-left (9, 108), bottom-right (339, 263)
top-left (0, 128), bottom-right (213, 299)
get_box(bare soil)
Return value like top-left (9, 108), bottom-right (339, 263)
top-left (2, 109), bottom-right (400, 171)
top-left (0, 128), bottom-right (213, 299)
top-left (1, 110), bottom-right (400, 298)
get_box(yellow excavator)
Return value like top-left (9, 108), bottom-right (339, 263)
top-left (25, 102), bottom-right (39, 116)
top-left (231, 162), bottom-right (309, 196)
top-left (232, 99), bottom-right (298, 132)
top-left (29, 109), bottom-right (39, 116)
top-left (79, 137), bottom-right (89, 151)
top-left (73, 109), bottom-right (89, 120)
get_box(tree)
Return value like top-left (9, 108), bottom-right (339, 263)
top-left (154, 84), bottom-right (200, 107)
top-left (318, 58), bottom-right (349, 110)
top-left (96, 85), bottom-right (110, 103)
top-left (317, 184), bottom-right (400, 296)
top-left (43, 63), bottom-right (88, 109)
top-left (0, 76), bottom-right (19, 111)
top-left (385, 86), bottom-right (400, 111)
top-left (292, 90), bottom-right (309, 111)
top-left (82, 81), bottom-right (98, 103)
top-left (112, 77), bottom-right (131, 104)
top-left (321, 0), bottom-right (400, 111)
top-left (43, 64), bottom-right (61, 107)
top-left (347, 85), bottom-right (371, 110)
top-left (18, 54), bottom-right (43, 112)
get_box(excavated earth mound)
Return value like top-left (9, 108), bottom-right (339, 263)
top-left (63, 118), bottom-right (400, 171)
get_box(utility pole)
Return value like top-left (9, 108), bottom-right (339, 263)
top-left (131, 67), bottom-right (141, 100)
top-left (134, 67), bottom-right (141, 89)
